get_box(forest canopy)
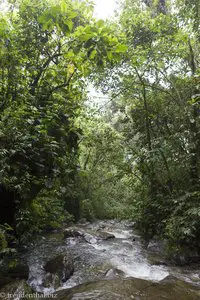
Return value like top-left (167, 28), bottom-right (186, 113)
top-left (0, 0), bottom-right (200, 257)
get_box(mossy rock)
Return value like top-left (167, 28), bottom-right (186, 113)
top-left (0, 280), bottom-right (34, 300)
top-left (44, 277), bottom-right (200, 300)
top-left (0, 259), bottom-right (29, 288)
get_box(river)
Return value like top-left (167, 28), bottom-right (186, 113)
top-left (20, 219), bottom-right (200, 299)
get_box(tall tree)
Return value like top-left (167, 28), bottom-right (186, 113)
top-left (0, 0), bottom-right (126, 239)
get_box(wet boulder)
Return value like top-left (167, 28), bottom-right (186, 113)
top-left (97, 231), bottom-right (115, 240)
top-left (43, 272), bottom-right (60, 290)
top-left (63, 228), bottom-right (83, 239)
top-left (161, 275), bottom-right (178, 283)
top-left (44, 277), bottom-right (200, 300)
top-left (97, 222), bottom-right (106, 230)
top-left (77, 218), bottom-right (89, 226)
top-left (147, 239), bottom-right (165, 253)
top-left (83, 233), bottom-right (97, 244)
top-left (151, 260), bottom-right (168, 266)
top-left (44, 253), bottom-right (74, 282)
top-left (105, 268), bottom-right (125, 279)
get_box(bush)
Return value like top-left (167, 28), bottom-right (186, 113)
top-left (0, 224), bottom-right (16, 257)
top-left (15, 186), bottom-right (72, 242)
top-left (80, 199), bottom-right (95, 221)
top-left (165, 191), bottom-right (200, 253)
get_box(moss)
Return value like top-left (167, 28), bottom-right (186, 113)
top-left (0, 232), bottom-right (8, 251)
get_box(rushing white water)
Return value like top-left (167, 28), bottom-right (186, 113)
top-left (90, 226), bottom-right (169, 281)
top-left (106, 229), bottom-right (133, 239)
top-left (110, 257), bottom-right (168, 281)
top-left (23, 220), bottom-right (200, 293)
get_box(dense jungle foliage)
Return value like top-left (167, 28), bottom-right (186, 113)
top-left (0, 0), bottom-right (200, 257)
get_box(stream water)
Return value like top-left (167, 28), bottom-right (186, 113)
top-left (21, 220), bottom-right (200, 296)
top-left (15, 221), bottom-right (200, 300)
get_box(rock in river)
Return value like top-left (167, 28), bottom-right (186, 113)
top-left (97, 231), bottom-right (115, 240)
top-left (63, 229), bottom-right (83, 239)
top-left (104, 268), bottom-right (125, 279)
top-left (44, 254), bottom-right (74, 282)
top-left (83, 233), bottom-right (97, 244)
top-left (44, 277), bottom-right (200, 300)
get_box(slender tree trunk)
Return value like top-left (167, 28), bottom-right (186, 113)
top-left (188, 40), bottom-right (199, 190)
top-left (135, 68), bottom-right (158, 197)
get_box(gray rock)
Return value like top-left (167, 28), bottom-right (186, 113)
top-left (98, 223), bottom-right (106, 230)
top-left (161, 275), bottom-right (178, 283)
top-left (97, 232), bottom-right (115, 240)
top-left (152, 260), bottom-right (168, 266)
top-left (147, 240), bottom-right (165, 253)
top-left (45, 277), bottom-right (200, 300)
top-left (44, 254), bottom-right (74, 282)
top-left (84, 233), bottom-right (97, 244)
top-left (110, 220), bottom-right (115, 225)
top-left (43, 273), bottom-right (60, 290)
top-left (63, 229), bottom-right (83, 239)
top-left (105, 268), bottom-right (125, 279)
top-left (77, 218), bottom-right (89, 225)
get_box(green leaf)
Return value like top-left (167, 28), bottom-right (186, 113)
top-left (107, 50), bottom-right (113, 61)
top-left (69, 11), bottom-right (78, 19)
top-left (65, 51), bottom-right (74, 58)
top-left (115, 44), bottom-right (127, 53)
top-left (64, 19), bottom-right (73, 32)
top-left (79, 34), bottom-right (94, 42)
top-left (89, 49), bottom-right (97, 59)
top-left (61, 1), bottom-right (67, 13)
top-left (96, 19), bottom-right (105, 27)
